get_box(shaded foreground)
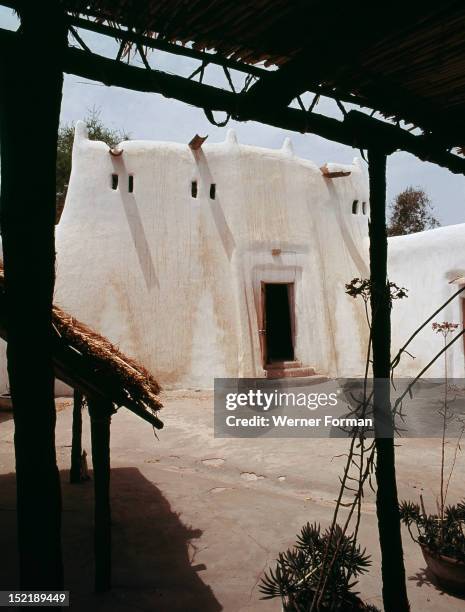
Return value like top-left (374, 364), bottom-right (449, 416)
top-left (0, 393), bottom-right (464, 611)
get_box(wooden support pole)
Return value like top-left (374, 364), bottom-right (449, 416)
top-left (368, 149), bottom-right (410, 612)
top-left (88, 398), bottom-right (114, 592)
top-left (0, 5), bottom-right (65, 588)
top-left (70, 390), bottom-right (84, 483)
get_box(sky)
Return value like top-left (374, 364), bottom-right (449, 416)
top-left (1, 7), bottom-right (465, 225)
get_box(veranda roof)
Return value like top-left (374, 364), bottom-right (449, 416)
top-left (2, 1), bottom-right (465, 171)
top-left (63, 1), bottom-right (465, 153)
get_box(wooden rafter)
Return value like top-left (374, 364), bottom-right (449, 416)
top-left (0, 26), bottom-right (458, 173)
top-left (243, 7), bottom-right (465, 146)
top-left (2, 26), bottom-right (463, 173)
top-left (65, 15), bottom-right (371, 109)
top-left (3, 1), bottom-right (465, 151)
top-left (68, 14), bottom-right (266, 78)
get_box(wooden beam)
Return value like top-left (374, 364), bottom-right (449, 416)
top-left (2, 1), bottom-right (464, 142)
top-left (88, 397), bottom-right (113, 592)
top-left (68, 43), bottom-right (465, 173)
top-left (68, 14), bottom-right (266, 78)
top-left (246, 53), bottom-right (465, 146)
top-left (70, 390), bottom-right (84, 483)
top-left (368, 149), bottom-right (409, 612)
top-left (28, 31), bottom-right (462, 173)
top-left (345, 110), bottom-right (465, 172)
top-left (0, 6), bottom-right (65, 589)
top-left (189, 134), bottom-right (208, 150)
top-left (65, 15), bottom-right (370, 109)
top-left (0, 27), bottom-right (464, 172)
top-left (58, 37), bottom-right (359, 146)
top-left (0, 27), bottom-right (461, 172)
top-left (320, 164), bottom-right (351, 178)
top-left (334, 71), bottom-right (465, 148)
top-left (242, 3), bottom-right (465, 144)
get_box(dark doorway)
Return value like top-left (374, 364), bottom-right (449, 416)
top-left (263, 283), bottom-right (294, 363)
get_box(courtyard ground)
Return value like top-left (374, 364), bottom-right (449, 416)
top-left (1, 390), bottom-right (465, 611)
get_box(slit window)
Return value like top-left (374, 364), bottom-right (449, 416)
top-left (128, 175), bottom-right (134, 193)
top-left (352, 199), bottom-right (359, 215)
top-left (191, 180), bottom-right (198, 198)
top-left (362, 201), bottom-right (367, 215)
top-left (210, 183), bottom-right (216, 199)
top-left (111, 174), bottom-right (119, 190)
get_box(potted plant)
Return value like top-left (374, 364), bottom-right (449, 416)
top-left (259, 523), bottom-right (380, 611)
top-left (400, 500), bottom-right (465, 593)
top-left (400, 321), bottom-right (465, 593)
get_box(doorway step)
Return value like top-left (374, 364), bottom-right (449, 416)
top-left (265, 361), bottom-right (316, 379)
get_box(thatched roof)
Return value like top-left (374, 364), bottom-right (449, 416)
top-left (0, 265), bottom-right (163, 429)
top-left (62, 0), bottom-right (465, 154)
top-left (1, 1), bottom-right (464, 171)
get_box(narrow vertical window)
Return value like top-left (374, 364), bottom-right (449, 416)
top-left (111, 174), bottom-right (118, 190)
top-left (210, 183), bottom-right (216, 199)
top-left (362, 201), bottom-right (367, 215)
top-left (352, 199), bottom-right (359, 215)
top-left (128, 175), bottom-right (134, 193)
top-left (191, 180), bottom-right (198, 198)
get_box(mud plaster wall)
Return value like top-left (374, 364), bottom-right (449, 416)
top-left (389, 224), bottom-right (465, 378)
top-left (0, 124), bottom-right (461, 391)
top-left (49, 124), bottom-right (370, 388)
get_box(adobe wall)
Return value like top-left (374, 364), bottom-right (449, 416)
top-left (52, 123), bottom-right (370, 388)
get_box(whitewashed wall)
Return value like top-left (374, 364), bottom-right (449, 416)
top-left (389, 225), bottom-right (465, 378)
top-left (51, 123), bottom-right (370, 388)
top-left (0, 123), bottom-right (459, 393)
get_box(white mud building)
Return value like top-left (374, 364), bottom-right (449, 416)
top-left (1, 122), bottom-right (464, 390)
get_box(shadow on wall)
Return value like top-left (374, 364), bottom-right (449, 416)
top-left (112, 155), bottom-right (160, 291)
top-left (192, 149), bottom-right (236, 261)
top-left (325, 179), bottom-right (369, 278)
top-left (0, 467), bottom-right (222, 612)
top-left (121, 188), bottom-right (160, 290)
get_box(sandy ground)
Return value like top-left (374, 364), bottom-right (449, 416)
top-left (1, 391), bottom-right (465, 611)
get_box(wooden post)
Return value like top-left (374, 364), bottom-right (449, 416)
top-left (70, 390), bottom-right (84, 483)
top-left (368, 148), bottom-right (410, 611)
top-left (88, 398), bottom-right (113, 592)
top-left (0, 5), bottom-right (65, 588)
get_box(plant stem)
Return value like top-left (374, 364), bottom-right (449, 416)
top-left (440, 335), bottom-right (448, 533)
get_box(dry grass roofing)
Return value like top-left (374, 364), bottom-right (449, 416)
top-left (0, 264), bottom-right (163, 429)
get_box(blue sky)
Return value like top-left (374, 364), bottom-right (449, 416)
top-left (1, 7), bottom-right (464, 225)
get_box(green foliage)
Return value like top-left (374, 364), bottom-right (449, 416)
top-left (56, 108), bottom-right (129, 220)
top-left (259, 523), bottom-right (379, 611)
top-left (400, 499), bottom-right (465, 561)
top-left (345, 278), bottom-right (408, 304)
top-left (388, 186), bottom-right (440, 237)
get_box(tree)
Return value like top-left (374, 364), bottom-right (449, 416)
top-left (388, 186), bottom-right (440, 236)
top-left (56, 108), bottom-right (128, 221)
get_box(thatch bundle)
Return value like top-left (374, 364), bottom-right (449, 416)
top-left (0, 264), bottom-right (163, 429)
